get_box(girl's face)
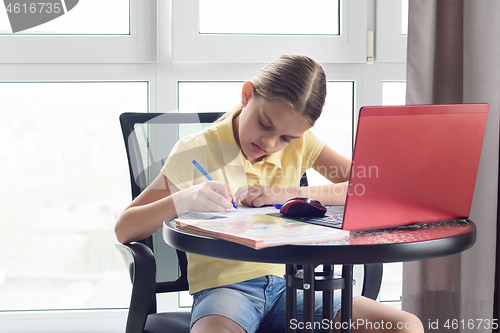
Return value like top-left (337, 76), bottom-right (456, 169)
top-left (233, 82), bottom-right (311, 164)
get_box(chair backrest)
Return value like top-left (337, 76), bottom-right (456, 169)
top-left (119, 112), bottom-right (224, 296)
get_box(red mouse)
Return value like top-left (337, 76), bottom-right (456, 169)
top-left (279, 197), bottom-right (327, 217)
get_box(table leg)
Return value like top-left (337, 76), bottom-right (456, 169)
top-left (303, 264), bottom-right (315, 333)
top-left (286, 265), bottom-right (297, 333)
top-left (322, 265), bottom-right (334, 333)
top-left (341, 265), bottom-right (353, 333)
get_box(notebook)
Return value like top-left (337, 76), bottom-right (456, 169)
top-left (175, 207), bottom-right (349, 249)
top-left (293, 104), bottom-right (489, 231)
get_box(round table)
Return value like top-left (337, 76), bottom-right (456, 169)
top-left (163, 218), bottom-right (476, 333)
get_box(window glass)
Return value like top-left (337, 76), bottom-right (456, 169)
top-left (383, 81), bottom-right (406, 105)
top-left (402, 0), bottom-right (408, 36)
top-left (178, 81), bottom-right (243, 113)
top-left (307, 81), bottom-right (354, 186)
top-left (0, 82), bottom-right (147, 311)
top-left (175, 0), bottom-right (366, 63)
top-left (178, 81), bottom-right (354, 187)
top-left (178, 81), bottom-right (244, 139)
top-left (379, 262), bottom-right (403, 303)
top-left (199, 0), bottom-right (340, 35)
top-left (0, 0), bottom-right (129, 34)
top-left (178, 81), bottom-right (353, 160)
top-left (378, 80), bottom-right (407, 304)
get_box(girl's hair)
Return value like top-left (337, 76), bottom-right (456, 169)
top-left (218, 54), bottom-right (327, 126)
top-left (252, 54), bottom-right (327, 126)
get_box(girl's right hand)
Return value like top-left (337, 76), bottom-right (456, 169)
top-left (171, 181), bottom-right (235, 214)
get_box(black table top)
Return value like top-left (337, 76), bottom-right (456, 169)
top-left (163, 218), bottom-right (476, 265)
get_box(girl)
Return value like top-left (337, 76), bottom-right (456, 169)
top-left (115, 54), bottom-right (424, 333)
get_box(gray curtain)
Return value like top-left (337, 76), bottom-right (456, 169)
top-left (403, 1), bottom-right (500, 332)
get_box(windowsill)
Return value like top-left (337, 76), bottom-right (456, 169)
top-left (0, 309), bottom-right (128, 333)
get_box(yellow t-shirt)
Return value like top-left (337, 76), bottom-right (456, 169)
top-left (161, 112), bottom-right (326, 294)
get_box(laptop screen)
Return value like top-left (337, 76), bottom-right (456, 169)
top-left (342, 104), bottom-right (488, 231)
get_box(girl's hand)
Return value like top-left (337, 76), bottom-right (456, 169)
top-left (234, 185), bottom-right (299, 208)
top-left (172, 181), bottom-right (235, 213)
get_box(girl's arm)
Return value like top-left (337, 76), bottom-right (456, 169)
top-left (115, 173), bottom-right (235, 244)
top-left (234, 145), bottom-right (351, 207)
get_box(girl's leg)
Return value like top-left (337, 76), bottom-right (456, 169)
top-left (191, 315), bottom-right (246, 333)
top-left (190, 276), bottom-right (282, 333)
top-left (334, 296), bottom-right (424, 333)
top-left (189, 285), bottom-right (262, 333)
top-left (258, 288), bottom-right (340, 332)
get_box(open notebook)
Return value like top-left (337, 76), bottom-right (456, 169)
top-left (175, 206), bottom-right (349, 249)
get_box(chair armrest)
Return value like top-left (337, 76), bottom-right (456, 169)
top-left (115, 242), bottom-right (157, 333)
top-left (361, 263), bottom-right (383, 300)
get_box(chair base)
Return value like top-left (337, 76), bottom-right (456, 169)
top-left (144, 311), bottom-right (191, 333)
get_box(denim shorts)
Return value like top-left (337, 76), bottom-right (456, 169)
top-left (190, 275), bottom-right (342, 333)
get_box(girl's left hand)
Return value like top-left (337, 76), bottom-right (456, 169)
top-left (234, 185), bottom-right (299, 208)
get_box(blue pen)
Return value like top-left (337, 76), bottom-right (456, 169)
top-left (192, 160), bottom-right (238, 209)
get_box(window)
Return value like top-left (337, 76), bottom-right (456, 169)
top-left (0, 0), bottom-right (129, 34)
top-left (199, 0), bottom-right (339, 35)
top-left (172, 0), bottom-right (367, 63)
top-left (383, 81), bottom-right (407, 105)
top-left (177, 80), bottom-right (354, 186)
top-left (375, 0), bottom-right (408, 62)
top-left (308, 81), bottom-right (354, 185)
top-left (377, 80), bottom-right (407, 305)
top-left (378, 262), bottom-right (403, 304)
top-left (0, 0), bottom-right (156, 63)
top-left (0, 82), bottom-right (147, 312)
top-left (402, 0), bottom-right (409, 36)
top-left (178, 81), bottom-right (243, 113)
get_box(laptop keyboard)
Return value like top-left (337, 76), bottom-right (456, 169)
top-left (181, 210), bottom-right (345, 229)
top-left (286, 213), bottom-right (344, 229)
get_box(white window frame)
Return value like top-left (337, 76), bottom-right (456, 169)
top-left (375, 0), bottom-right (407, 62)
top-left (0, 0), bottom-right (157, 63)
top-left (172, 0), bottom-right (368, 63)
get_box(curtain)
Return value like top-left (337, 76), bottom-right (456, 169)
top-left (403, 1), bottom-right (500, 332)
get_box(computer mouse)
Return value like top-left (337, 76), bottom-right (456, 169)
top-left (279, 197), bottom-right (327, 217)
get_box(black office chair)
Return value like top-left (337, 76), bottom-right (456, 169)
top-left (116, 112), bottom-right (383, 333)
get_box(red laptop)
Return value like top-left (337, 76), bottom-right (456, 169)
top-left (337, 103), bottom-right (489, 231)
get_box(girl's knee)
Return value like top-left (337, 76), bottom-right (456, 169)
top-left (396, 312), bottom-right (424, 332)
top-left (191, 315), bottom-right (246, 333)
top-left (349, 297), bottom-right (424, 332)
